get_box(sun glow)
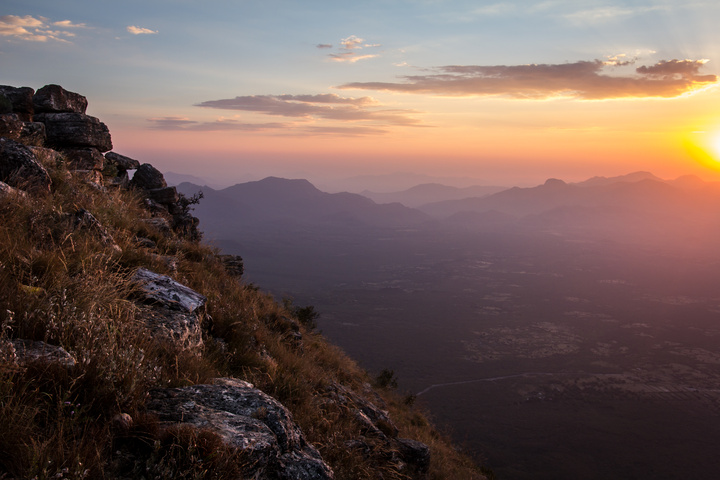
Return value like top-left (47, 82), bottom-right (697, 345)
top-left (684, 129), bottom-right (720, 171)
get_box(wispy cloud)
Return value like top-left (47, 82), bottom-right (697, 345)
top-left (325, 35), bottom-right (380, 63)
top-left (0, 15), bottom-right (86, 43)
top-left (562, 5), bottom-right (668, 24)
top-left (195, 93), bottom-right (421, 125)
top-left (338, 59), bottom-right (718, 100)
top-left (147, 116), bottom-right (287, 131)
top-left (127, 25), bottom-right (158, 35)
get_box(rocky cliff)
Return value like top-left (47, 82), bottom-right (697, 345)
top-left (0, 84), bottom-right (488, 479)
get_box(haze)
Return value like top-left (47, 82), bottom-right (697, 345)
top-left (4, 1), bottom-right (720, 188)
top-left (5, 1), bottom-right (720, 478)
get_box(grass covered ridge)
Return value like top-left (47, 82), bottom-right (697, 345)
top-left (0, 152), bottom-right (489, 479)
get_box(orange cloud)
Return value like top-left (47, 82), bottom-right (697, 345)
top-left (325, 34), bottom-right (380, 63)
top-left (127, 25), bottom-right (158, 35)
top-left (147, 116), bottom-right (287, 131)
top-left (0, 14), bottom-right (85, 43)
top-left (338, 59), bottom-right (718, 99)
top-left (195, 94), bottom-right (422, 126)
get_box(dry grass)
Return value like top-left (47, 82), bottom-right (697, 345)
top-left (0, 156), bottom-right (488, 479)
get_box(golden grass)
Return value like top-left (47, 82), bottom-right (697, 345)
top-left (0, 158), bottom-right (489, 479)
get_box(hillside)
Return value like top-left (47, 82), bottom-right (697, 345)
top-left (0, 84), bottom-right (488, 479)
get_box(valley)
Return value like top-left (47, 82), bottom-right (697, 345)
top-left (180, 175), bottom-right (720, 479)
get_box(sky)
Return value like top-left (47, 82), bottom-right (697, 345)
top-left (3, 0), bottom-right (720, 189)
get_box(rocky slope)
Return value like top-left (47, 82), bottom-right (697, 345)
top-left (0, 84), bottom-right (488, 479)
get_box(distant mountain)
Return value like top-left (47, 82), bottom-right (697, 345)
top-left (360, 183), bottom-right (507, 208)
top-left (324, 172), bottom-right (488, 193)
top-left (177, 177), bottom-right (431, 240)
top-left (419, 174), bottom-right (720, 219)
top-left (573, 171), bottom-right (663, 187)
top-left (164, 171), bottom-right (211, 187)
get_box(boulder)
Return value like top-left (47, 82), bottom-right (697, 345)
top-left (132, 268), bottom-right (207, 349)
top-left (104, 151), bottom-right (140, 171)
top-left (147, 186), bottom-right (179, 205)
top-left (0, 137), bottom-right (52, 193)
top-left (146, 377), bottom-right (334, 479)
top-left (19, 122), bottom-right (46, 147)
top-left (0, 114), bottom-right (23, 138)
top-left (0, 114), bottom-right (46, 146)
top-left (0, 339), bottom-right (76, 369)
top-left (0, 86), bottom-right (35, 121)
top-left (33, 84), bottom-right (88, 114)
top-left (135, 304), bottom-right (204, 350)
top-left (131, 163), bottom-right (167, 190)
top-left (326, 382), bottom-right (399, 440)
top-left (394, 437), bottom-right (431, 475)
top-left (28, 146), bottom-right (64, 168)
top-left (35, 112), bottom-right (112, 152)
top-left (63, 148), bottom-right (105, 171)
top-left (132, 268), bottom-right (206, 313)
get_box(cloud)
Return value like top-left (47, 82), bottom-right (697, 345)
top-left (562, 5), bottom-right (667, 24)
top-left (324, 34), bottom-right (380, 63)
top-left (316, 43), bottom-right (332, 49)
top-left (127, 25), bottom-right (158, 35)
top-left (340, 35), bottom-right (364, 50)
top-left (338, 59), bottom-right (718, 100)
top-left (147, 116), bottom-right (287, 131)
top-left (0, 14), bottom-right (85, 43)
top-left (196, 94), bottom-right (421, 125)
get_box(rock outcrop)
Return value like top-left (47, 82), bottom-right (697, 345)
top-left (0, 339), bottom-right (77, 370)
top-left (0, 83), bottom-right (202, 240)
top-left (0, 137), bottom-right (52, 193)
top-left (132, 268), bottom-right (207, 350)
top-left (146, 378), bottom-right (335, 480)
top-left (33, 84), bottom-right (88, 114)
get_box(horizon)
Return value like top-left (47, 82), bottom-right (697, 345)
top-left (4, 1), bottom-right (720, 186)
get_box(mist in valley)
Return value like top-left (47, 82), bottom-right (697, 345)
top-left (177, 172), bottom-right (720, 479)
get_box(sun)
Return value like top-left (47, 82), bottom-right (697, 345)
top-left (683, 130), bottom-right (720, 171)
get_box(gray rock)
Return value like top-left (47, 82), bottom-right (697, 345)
top-left (147, 186), bottom-right (179, 205)
top-left (63, 148), bottom-right (105, 171)
top-left (35, 112), bottom-right (112, 152)
top-left (0, 86), bottom-right (35, 120)
top-left (106, 170), bottom-right (129, 188)
top-left (0, 137), bottom-right (52, 193)
top-left (28, 146), bottom-right (64, 168)
top-left (0, 339), bottom-right (76, 369)
top-left (70, 209), bottom-right (121, 253)
top-left (33, 84), bottom-right (88, 114)
top-left (131, 163), bottom-right (166, 190)
top-left (326, 382), bottom-right (399, 440)
top-left (142, 217), bottom-right (172, 234)
top-left (104, 151), bottom-right (140, 171)
top-left (0, 114), bottom-right (46, 147)
top-left (394, 437), bottom-right (431, 475)
top-left (19, 122), bottom-right (46, 147)
top-left (0, 180), bottom-right (27, 199)
top-left (135, 304), bottom-right (204, 350)
top-left (0, 113), bottom-right (23, 139)
top-left (146, 378), bottom-right (334, 480)
top-left (132, 268), bottom-right (206, 313)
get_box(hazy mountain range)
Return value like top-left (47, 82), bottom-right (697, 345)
top-left (178, 171), bottom-right (720, 255)
top-left (176, 170), bottom-right (720, 480)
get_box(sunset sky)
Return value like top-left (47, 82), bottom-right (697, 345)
top-left (3, 1), bottom-right (720, 188)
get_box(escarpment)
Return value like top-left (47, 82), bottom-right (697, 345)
top-left (0, 84), bottom-right (487, 479)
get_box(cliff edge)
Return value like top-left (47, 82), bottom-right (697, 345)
top-left (0, 85), bottom-right (488, 479)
